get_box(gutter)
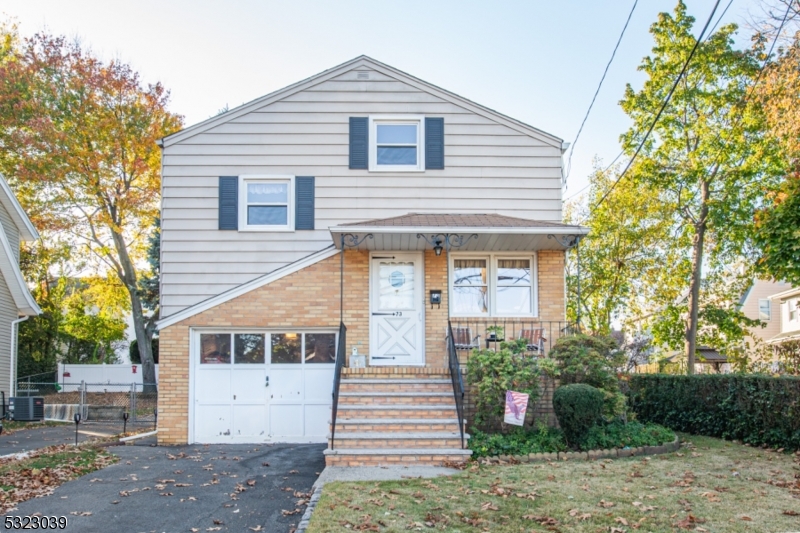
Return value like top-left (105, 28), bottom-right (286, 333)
top-left (10, 316), bottom-right (28, 396)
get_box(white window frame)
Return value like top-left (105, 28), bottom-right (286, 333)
top-left (238, 175), bottom-right (294, 232)
top-left (758, 299), bottom-right (771, 321)
top-left (368, 115), bottom-right (425, 172)
top-left (448, 252), bottom-right (538, 318)
top-left (789, 299), bottom-right (799, 323)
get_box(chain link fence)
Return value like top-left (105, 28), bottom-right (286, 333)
top-left (15, 378), bottom-right (157, 425)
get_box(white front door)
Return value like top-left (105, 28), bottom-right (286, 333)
top-left (370, 253), bottom-right (424, 366)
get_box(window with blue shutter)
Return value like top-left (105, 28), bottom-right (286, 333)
top-left (295, 176), bottom-right (315, 230)
top-left (349, 117), bottom-right (368, 169)
top-left (218, 176), bottom-right (238, 230)
top-left (425, 117), bottom-right (444, 169)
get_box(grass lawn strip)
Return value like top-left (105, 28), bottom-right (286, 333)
top-left (308, 435), bottom-right (800, 533)
top-left (0, 444), bottom-right (117, 513)
top-left (1, 420), bottom-right (68, 436)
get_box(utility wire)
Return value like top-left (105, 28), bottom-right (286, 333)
top-left (591, 0), bottom-right (724, 212)
top-left (564, 0), bottom-right (638, 187)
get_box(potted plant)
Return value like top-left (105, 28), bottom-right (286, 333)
top-left (486, 325), bottom-right (505, 342)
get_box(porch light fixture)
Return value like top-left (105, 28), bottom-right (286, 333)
top-left (433, 239), bottom-right (443, 256)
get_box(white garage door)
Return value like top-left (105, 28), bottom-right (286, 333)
top-left (193, 331), bottom-right (335, 444)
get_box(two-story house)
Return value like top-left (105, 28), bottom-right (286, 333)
top-left (0, 175), bottom-right (41, 400)
top-left (155, 56), bottom-right (586, 465)
top-left (768, 286), bottom-right (800, 353)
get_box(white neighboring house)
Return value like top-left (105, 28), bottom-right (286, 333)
top-left (0, 175), bottom-right (41, 398)
top-left (768, 286), bottom-right (800, 347)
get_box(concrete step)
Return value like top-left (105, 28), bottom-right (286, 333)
top-left (336, 405), bottom-right (458, 419)
top-left (331, 418), bottom-right (462, 433)
top-left (328, 432), bottom-right (465, 449)
top-left (339, 379), bottom-right (451, 393)
top-left (338, 392), bottom-right (453, 405)
top-left (324, 447), bottom-right (472, 467)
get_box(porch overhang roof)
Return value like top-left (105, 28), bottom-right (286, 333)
top-left (329, 213), bottom-right (589, 251)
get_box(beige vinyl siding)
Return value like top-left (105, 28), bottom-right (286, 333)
top-left (741, 279), bottom-right (793, 344)
top-left (160, 68), bottom-right (564, 317)
top-left (0, 203), bottom-right (20, 263)
top-left (0, 273), bottom-right (16, 396)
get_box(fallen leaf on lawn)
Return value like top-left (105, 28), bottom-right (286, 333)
top-left (741, 516), bottom-right (752, 521)
top-left (783, 510), bottom-right (800, 516)
top-left (615, 517), bottom-right (629, 526)
top-left (599, 499), bottom-right (615, 508)
top-left (481, 502), bottom-right (499, 511)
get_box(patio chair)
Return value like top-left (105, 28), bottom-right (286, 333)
top-left (452, 327), bottom-right (481, 351)
top-left (518, 328), bottom-right (546, 355)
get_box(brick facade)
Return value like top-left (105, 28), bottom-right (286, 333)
top-left (157, 248), bottom-right (566, 444)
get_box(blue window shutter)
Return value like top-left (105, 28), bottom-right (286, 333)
top-left (295, 176), bottom-right (315, 230)
top-left (349, 117), bottom-right (368, 169)
top-left (218, 176), bottom-right (238, 230)
top-left (425, 117), bottom-right (444, 169)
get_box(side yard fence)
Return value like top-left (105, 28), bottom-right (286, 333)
top-left (15, 378), bottom-right (157, 424)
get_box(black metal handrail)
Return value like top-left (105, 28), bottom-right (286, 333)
top-left (330, 322), bottom-right (347, 451)
top-left (446, 320), bottom-right (466, 449)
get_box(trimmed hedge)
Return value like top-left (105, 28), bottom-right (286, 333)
top-left (629, 374), bottom-right (800, 450)
top-left (553, 384), bottom-right (604, 447)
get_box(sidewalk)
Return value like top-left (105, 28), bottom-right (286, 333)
top-left (0, 422), bottom-right (136, 456)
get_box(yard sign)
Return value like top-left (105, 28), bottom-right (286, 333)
top-left (504, 390), bottom-right (529, 426)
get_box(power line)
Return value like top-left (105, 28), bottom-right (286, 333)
top-left (591, 0), bottom-right (724, 212)
top-left (564, 0), bottom-right (638, 187)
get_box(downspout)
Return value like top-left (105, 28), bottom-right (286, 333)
top-left (10, 316), bottom-right (28, 397)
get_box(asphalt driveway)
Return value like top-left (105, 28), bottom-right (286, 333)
top-left (2, 443), bottom-right (326, 533)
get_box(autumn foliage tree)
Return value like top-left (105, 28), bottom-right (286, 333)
top-left (618, 3), bottom-right (783, 371)
top-left (0, 29), bottom-right (182, 385)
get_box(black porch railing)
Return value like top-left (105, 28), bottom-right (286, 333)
top-left (446, 321), bottom-right (466, 449)
top-left (450, 319), bottom-right (577, 363)
top-left (329, 322), bottom-right (347, 451)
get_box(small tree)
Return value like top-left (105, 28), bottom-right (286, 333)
top-left (0, 30), bottom-right (183, 386)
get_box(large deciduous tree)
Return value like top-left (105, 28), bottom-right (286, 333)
top-left (0, 30), bottom-right (182, 386)
top-left (754, 31), bottom-right (800, 286)
top-left (565, 161), bottom-right (685, 335)
top-left (618, 2), bottom-right (783, 372)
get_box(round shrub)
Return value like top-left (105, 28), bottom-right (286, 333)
top-left (553, 383), bottom-right (604, 447)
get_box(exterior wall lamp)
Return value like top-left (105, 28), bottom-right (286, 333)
top-left (433, 240), bottom-right (443, 256)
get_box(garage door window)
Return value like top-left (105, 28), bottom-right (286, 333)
top-left (200, 334), bottom-right (231, 364)
top-left (305, 333), bottom-right (336, 364)
top-left (271, 333), bottom-right (302, 364)
top-left (234, 334), bottom-right (265, 364)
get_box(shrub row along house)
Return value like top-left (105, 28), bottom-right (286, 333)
top-left (155, 56), bottom-right (587, 465)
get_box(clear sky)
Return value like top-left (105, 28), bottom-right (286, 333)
top-left (3, 0), bottom-right (762, 200)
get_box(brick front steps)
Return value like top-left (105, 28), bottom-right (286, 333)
top-left (325, 370), bottom-right (472, 467)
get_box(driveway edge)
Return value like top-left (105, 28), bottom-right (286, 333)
top-left (297, 484), bottom-right (324, 533)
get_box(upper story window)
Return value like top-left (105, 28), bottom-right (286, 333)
top-left (790, 299), bottom-right (799, 323)
top-left (450, 254), bottom-right (537, 317)
top-left (369, 116), bottom-right (425, 172)
top-left (238, 176), bottom-right (293, 231)
top-left (758, 299), bottom-right (771, 321)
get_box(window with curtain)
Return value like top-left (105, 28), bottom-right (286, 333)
top-left (496, 258), bottom-right (532, 314)
top-left (450, 255), bottom-right (536, 316)
top-left (452, 259), bottom-right (488, 315)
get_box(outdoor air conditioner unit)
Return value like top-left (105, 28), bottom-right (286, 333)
top-left (9, 397), bottom-right (44, 422)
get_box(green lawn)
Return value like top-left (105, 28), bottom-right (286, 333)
top-left (1, 420), bottom-right (67, 435)
top-left (308, 435), bottom-right (800, 532)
